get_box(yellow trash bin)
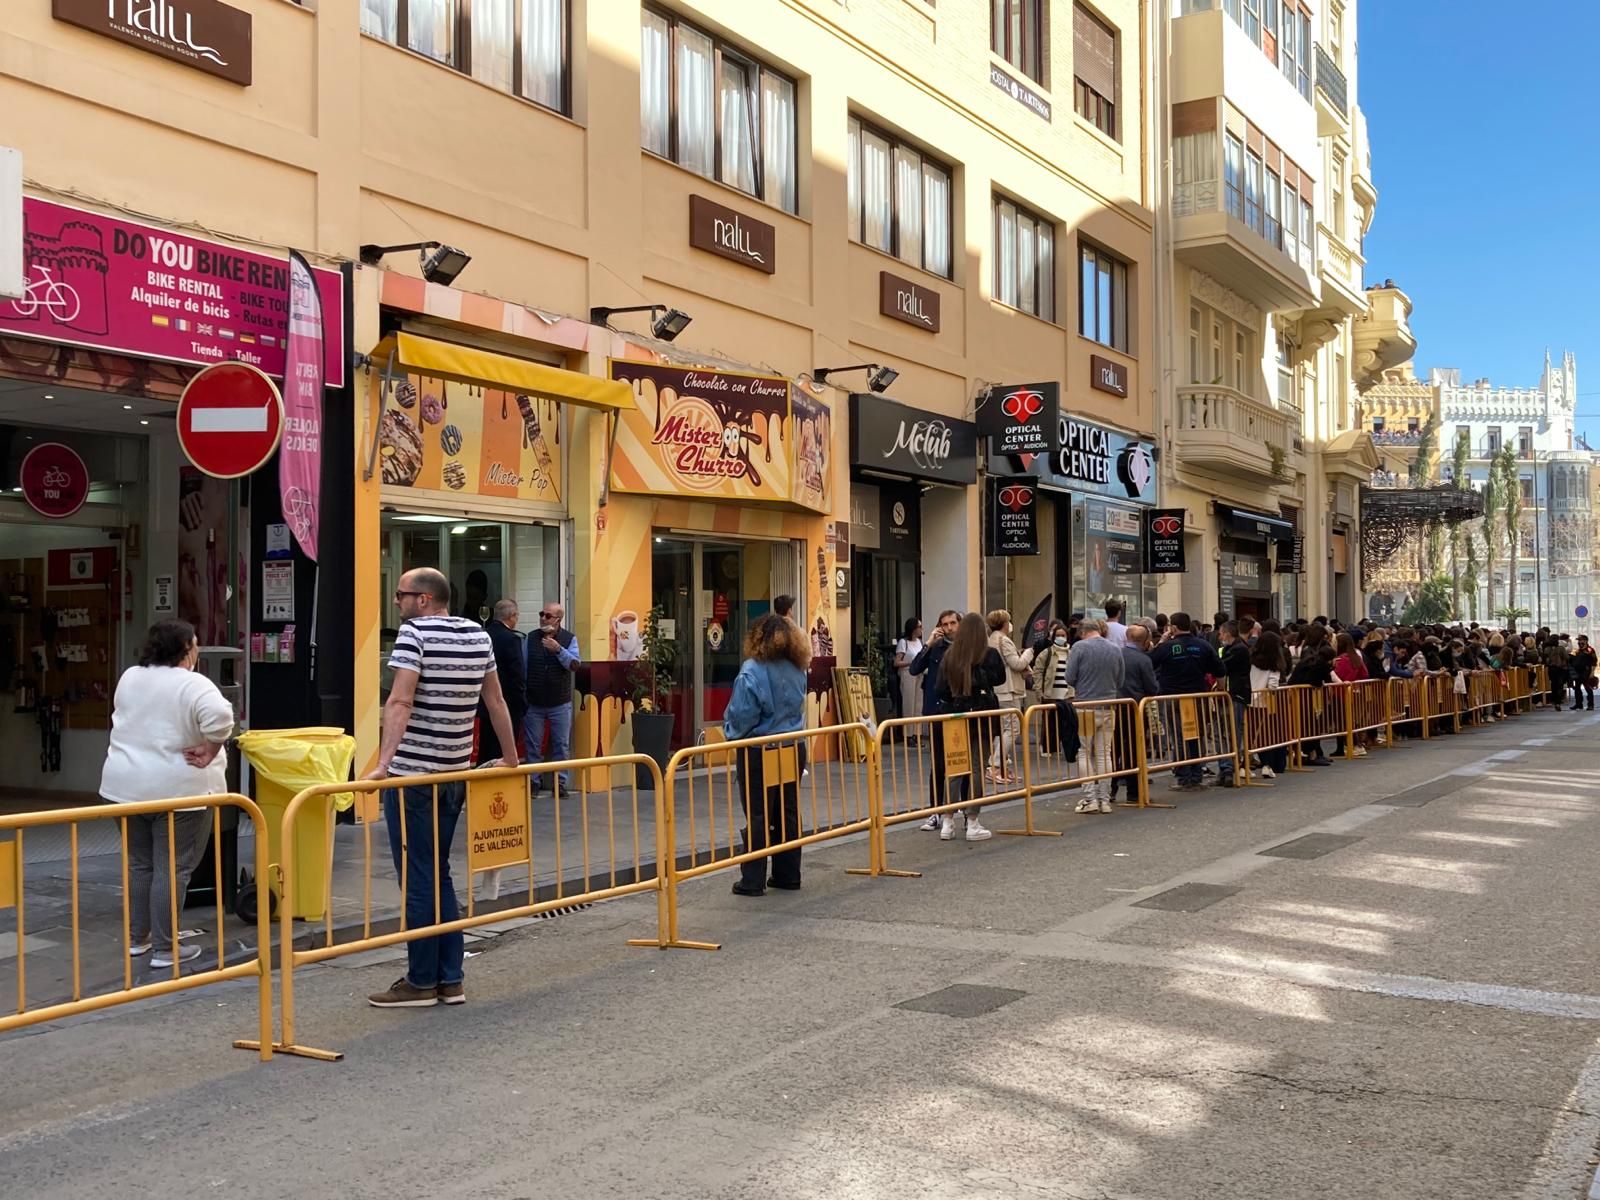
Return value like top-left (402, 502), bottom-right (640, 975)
top-left (237, 727), bottom-right (356, 921)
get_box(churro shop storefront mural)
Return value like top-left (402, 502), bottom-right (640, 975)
top-left (601, 359), bottom-right (835, 752)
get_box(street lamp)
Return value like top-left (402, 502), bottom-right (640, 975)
top-left (589, 304), bottom-right (694, 342)
top-left (359, 241), bottom-right (473, 285)
top-left (812, 363), bottom-right (898, 393)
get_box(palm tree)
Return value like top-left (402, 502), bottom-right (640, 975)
top-left (1448, 429), bottom-right (1472, 615)
top-left (1497, 443), bottom-right (1523, 615)
top-left (1481, 463), bottom-right (1501, 618)
top-left (1464, 536), bottom-right (1480, 621)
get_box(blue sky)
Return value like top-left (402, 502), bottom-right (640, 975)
top-left (1358, 2), bottom-right (1600, 445)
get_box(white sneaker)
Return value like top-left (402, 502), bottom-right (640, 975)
top-left (150, 943), bottom-right (203, 968)
top-left (1260, 766), bottom-right (1276, 779)
top-left (939, 816), bottom-right (955, 841)
top-left (1353, 746), bottom-right (1368, 758)
top-left (1097, 798), bottom-right (1115, 814)
top-left (132, 928), bottom-right (202, 957)
top-left (965, 818), bottom-right (992, 841)
top-left (919, 813), bottom-right (941, 831)
top-left (1074, 797), bottom-right (1098, 814)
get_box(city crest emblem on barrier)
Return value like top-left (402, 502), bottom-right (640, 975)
top-left (490, 792), bottom-right (508, 822)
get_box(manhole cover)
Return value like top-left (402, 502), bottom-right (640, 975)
top-left (1379, 776), bottom-right (1468, 808)
top-left (1259, 833), bottom-right (1363, 860)
top-left (894, 984), bottom-right (1027, 1019)
top-left (1133, 882), bottom-right (1241, 912)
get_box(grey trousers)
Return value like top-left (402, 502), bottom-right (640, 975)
top-left (125, 810), bottom-right (213, 948)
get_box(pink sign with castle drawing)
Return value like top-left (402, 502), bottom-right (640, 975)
top-left (1, 198), bottom-right (344, 386)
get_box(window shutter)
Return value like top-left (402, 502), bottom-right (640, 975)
top-left (1073, 4), bottom-right (1117, 99)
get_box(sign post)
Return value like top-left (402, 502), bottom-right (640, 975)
top-left (177, 362), bottom-right (285, 478)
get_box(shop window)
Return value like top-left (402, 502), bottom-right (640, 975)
top-left (849, 117), bottom-right (952, 278)
top-left (642, 9), bottom-right (797, 213)
top-left (994, 197), bottom-right (1056, 321)
top-left (1079, 242), bottom-right (1129, 352)
top-left (361, 0), bottom-right (569, 114)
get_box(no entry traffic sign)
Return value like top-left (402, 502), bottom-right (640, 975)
top-left (177, 362), bottom-right (285, 479)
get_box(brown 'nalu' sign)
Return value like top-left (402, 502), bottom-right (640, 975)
top-left (688, 195), bottom-right (776, 274)
top-left (54, 0), bottom-right (254, 86)
top-left (879, 271), bottom-right (941, 333)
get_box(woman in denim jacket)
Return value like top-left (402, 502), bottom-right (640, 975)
top-left (724, 614), bottom-right (812, 896)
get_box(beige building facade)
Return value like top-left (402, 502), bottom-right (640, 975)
top-left (1158, 0), bottom-right (1403, 625)
top-left (1, 0), bottom-right (1157, 782)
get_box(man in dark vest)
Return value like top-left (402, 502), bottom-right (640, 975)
top-left (525, 600), bottom-right (580, 793)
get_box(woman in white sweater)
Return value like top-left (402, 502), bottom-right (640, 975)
top-left (100, 620), bottom-right (236, 969)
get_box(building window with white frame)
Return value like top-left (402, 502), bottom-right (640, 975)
top-left (1245, 151), bottom-right (1263, 233)
top-left (1264, 167), bottom-right (1281, 248)
top-left (1299, 195), bottom-right (1314, 272)
top-left (994, 197), bottom-right (1055, 321)
top-left (641, 9), bottom-right (798, 213)
top-left (361, 0), bottom-right (569, 114)
top-left (1080, 242), bottom-right (1129, 352)
top-left (1224, 134), bottom-right (1244, 219)
top-left (848, 117), bottom-right (953, 278)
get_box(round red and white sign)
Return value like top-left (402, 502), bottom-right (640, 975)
top-left (19, 442), bottom-right (90, 518)
top-left (177, 362), bottom-right (285, 479)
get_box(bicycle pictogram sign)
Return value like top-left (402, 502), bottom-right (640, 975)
top-left (8, 267), bottom-right (81, 324)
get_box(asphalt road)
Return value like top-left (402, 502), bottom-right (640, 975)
top-left (4, 712), bottom-right (1600, 1200)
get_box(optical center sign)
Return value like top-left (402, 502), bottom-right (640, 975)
top-left (987, 476), bottom-right (1039, 556)
top-left (980, 382), bottom-right (1058, 456)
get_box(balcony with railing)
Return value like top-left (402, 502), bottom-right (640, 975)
top-left (1314, 44), bottom-right (1348, 135)
top-left (1353, 283), bottom-right (1417, 390)
top-left (1174, 385), bottom-right (1303, 486)
top-left (1172, 124), bottom-right (1320, 311)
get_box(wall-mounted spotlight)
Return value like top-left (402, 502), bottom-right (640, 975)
top-left (812, 363), bottom-right (899, 393)
top-left (359, 241), bottom-right (473, 286)
top-left (590, 304), bottom-right (694, 343)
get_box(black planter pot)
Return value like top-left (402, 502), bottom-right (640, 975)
top-left (632, 711), bottom-right (675, 789)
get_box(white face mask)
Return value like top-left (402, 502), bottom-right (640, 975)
top-left (1054, 636), bottom-right (1068, 647)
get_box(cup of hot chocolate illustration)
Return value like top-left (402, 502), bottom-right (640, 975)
top-left (612, 610), bottom-right (642, 661)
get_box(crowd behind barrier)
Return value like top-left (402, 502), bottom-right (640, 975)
top-left (0, 667), bottom-right (1561, 1059)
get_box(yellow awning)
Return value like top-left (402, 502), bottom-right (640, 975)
top-left (372, 331), bottom-right (635, 412)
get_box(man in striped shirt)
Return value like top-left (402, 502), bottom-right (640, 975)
top-left (363, 567), bottom-right (518, 1009)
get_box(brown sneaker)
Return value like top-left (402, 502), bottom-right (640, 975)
top-left (438, 981), bottom-right (465, 1005)
top-left (368, 977), bottom-right (438, 1008)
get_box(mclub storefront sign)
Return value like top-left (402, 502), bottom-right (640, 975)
top-left (1, 198), bottom-right (345, 385)
top-left (849, 393), bottom-right (977, 486)
top-left (980, 382), bottom-right (1058, 456)
top-left (689, 195), bottom-right (776, 274)
top-left (53, 0), bottom-right (254, 86)
top-left (19, 442), bottom-right (90, 518)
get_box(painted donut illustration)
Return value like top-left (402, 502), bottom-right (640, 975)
top-left (394, 379), bottom-right (417, 409)
top-left (420, 393), bottom-right (444, 425)
top-left (442, 461), bottom-right (467, 491)
top-left (440, 424), bottom-right (463, 455)
top-left (378, 410), bottom-right (423, 486)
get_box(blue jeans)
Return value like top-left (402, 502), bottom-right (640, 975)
top-left (383, 782), bottom-right (465, 990)
top-left (524, 703), bottom-right (574, 789)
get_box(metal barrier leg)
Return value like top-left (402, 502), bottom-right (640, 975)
top-left (631, 761), bottom-right (720, 951)
top-left (998, 708), bottom-right (1065, 836)
top-left (849, 736), bottom-right (924, 873)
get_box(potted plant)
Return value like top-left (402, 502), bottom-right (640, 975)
top-left (861, 617), bottom-right (893, 725)
top-left (628, 605), bottom-right (677, 788)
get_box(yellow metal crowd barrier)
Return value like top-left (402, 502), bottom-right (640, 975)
top-left (874, 710), bottom-right (1029, 857)
top-left (659, 724), bottom-right (873, 946)
top-left (1134, 691), bottom-right (1238, 806)
top-left (0, 794), bottom-right (274, 1060)
top-left (1019, 699), bottom-right (1143, 815)
top-left (1239, 685), bottom-right (1305, 782)
top-left (244, 756), bottom-right (667, 1061)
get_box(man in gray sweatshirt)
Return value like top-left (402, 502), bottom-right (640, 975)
top-left (1064, 620), bottom-right (1125, 813)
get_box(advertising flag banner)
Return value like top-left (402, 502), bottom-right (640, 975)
top-left (279, 250), bottom-right (324, 560)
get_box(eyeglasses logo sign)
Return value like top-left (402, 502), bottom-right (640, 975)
top-left (1151, 513), bottom-right (1182, 537)
top-left (984, 383), bottom-right (1056, 456)
top-left (998, 484), bottom-right (1034, 512)
top-left (1001, 389), bottom-right (1044, 422)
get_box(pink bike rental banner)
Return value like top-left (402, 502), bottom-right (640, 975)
top-left (2, 197), bottom-right (345, 387)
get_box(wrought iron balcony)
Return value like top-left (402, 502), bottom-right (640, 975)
top-left (1315, 44), bottom-right (1348, 117)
